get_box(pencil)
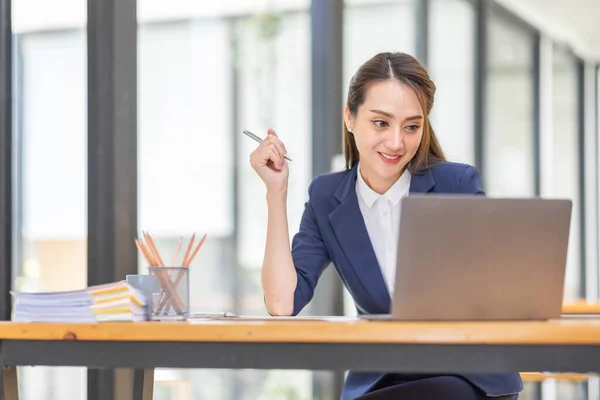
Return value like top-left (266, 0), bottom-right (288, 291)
top-left (242, 130), bottom-right (292, 161)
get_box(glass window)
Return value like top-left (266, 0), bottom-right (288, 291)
top-left (557, 381), bottom-right (587, 400)
top-left (597, 65), bottom-right (600, 298)
top-left (236, 11), bottom-right (312, 315)
top-left (138, 0), bottom-right (309, 22)
top-left (520, 382), bottom-right (540, 400)
top-left (138, 17), bottom-right (237, 400)
top-left (485, 15), bottom-right (536, 196)
top-left (552, 47), bottom-right (582, 301)
top-left (138, 19), bottom-right (235, 309)
top-left (343, 0), bottom-right (416, 102)
top-left (137, 3), bottom-right (313, 399)
top-left (13, 29), bottom-right (87, 400)
top-left (429, 0), bottom-right (475, 165)
top-left (235, 10), bottom-right (314, 397)
top-left (345, 0), bottom-right (409, 6)
top-left (12, 5), bottom-right (88, 398)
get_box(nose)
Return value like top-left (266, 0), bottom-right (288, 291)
top-left (387, 126), bottom-right (404, 151)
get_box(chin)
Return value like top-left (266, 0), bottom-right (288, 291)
top-left (378, 164), bottom-right (407, 180)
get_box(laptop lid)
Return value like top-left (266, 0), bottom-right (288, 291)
top-left (390, 196), bottom-right (572, 321)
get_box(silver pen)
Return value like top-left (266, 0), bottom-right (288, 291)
top-left (242, 130), bottom-right (292, 161)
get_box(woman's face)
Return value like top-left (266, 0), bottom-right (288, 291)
top-left (344, 79), bottom-right (424, 194)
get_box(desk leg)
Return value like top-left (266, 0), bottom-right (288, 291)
top-left (132, 368), bottom-right (153, 400)
top-left (0, 366), bottom-right (18, 400)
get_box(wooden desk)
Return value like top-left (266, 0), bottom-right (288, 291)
top-left (563, 301), bottom-right (600, 315)
top-left (1, 318), bottom-right (600, 400)
top-left (520, 372), bottom-right (593, 382)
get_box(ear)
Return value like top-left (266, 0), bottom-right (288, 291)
top-left (343, 106), bottom-right (354, 132)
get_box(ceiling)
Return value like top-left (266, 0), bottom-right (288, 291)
top-left (497, 0), bottom-right (600, 62)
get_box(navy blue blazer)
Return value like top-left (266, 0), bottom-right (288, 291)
top-left (289, 161), bottom-right (523, 399)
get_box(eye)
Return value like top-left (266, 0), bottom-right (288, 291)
top-left (405, 124), bottom-right (420, 132)
top-left (373, 120), bottom-right (389, 128)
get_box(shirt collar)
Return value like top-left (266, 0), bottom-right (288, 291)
top-left (356, 162), bottom-right (411, 208)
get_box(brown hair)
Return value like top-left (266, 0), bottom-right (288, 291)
top-left (343, 52), bottom-right (446, 173)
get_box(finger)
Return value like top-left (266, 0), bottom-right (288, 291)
top-left (270, 138), bottom-right (286, 160)
top-left (268, 129), bottom-right (288, 153)
top-left (250, 148), bottom-right (273, 169)
top-left (250, 151), bottom-right (262, 169)
top-left (261, 144), bottom-right (280, 163)
top-left (266, 147), bottom-right (283, 170)
top-left (264, 135), bottom-right (287, 158)
top-left (267, 129), bottom-right (288, 153)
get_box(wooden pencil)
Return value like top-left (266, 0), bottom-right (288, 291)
top-left (138, 233), bottom-right (185, 313)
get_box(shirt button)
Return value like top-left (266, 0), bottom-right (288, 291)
top-left (388, 247), bottom-right (393, 251)
top-left (382, 210), bottom-right (388, 216)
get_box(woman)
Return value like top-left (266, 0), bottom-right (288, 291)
top-left (249, 52), bottom-right (522, 400)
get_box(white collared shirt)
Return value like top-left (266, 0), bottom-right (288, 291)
top-left (355, 163), bottom-right (411, 294)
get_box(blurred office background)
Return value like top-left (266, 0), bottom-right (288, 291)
top-left (1, 0), bottom-right (599, 399)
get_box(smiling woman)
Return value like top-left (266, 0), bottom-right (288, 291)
top-left (342, 52), bottom-right (446, 194)
top-left (249, 51), bottom-right (521, 400)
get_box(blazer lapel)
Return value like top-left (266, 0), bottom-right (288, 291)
top-left (409, 168), bottom-right (435, 193)
top-left (328, 166), bottom-right (391, 312)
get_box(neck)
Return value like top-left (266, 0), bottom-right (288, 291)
top-left (359, 166), bottom-right (404, 195)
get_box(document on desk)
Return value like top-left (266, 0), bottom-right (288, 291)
top-left (188, 312), bottom-right (358, 322)
top-left (11, 281), bottom-right (148, 322)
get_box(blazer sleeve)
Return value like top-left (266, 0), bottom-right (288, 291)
top-left (458, 165), bottom-right (486, 195)
top-left (289, 177), bottom-right (332, 316)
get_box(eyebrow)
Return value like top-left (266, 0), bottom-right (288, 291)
top-left (369, 109), bottom-right (423, 121)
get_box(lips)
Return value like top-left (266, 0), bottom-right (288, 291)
top-left (378, 151), bottom-right (402, 164)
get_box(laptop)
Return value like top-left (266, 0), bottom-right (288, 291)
top-left (364, 196), bottom-right (572, 321)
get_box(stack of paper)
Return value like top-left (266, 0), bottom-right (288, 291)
top-left (89, 282), bottom-right (148, 322)
top-left (12, 281), bottom-right (148, 323)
